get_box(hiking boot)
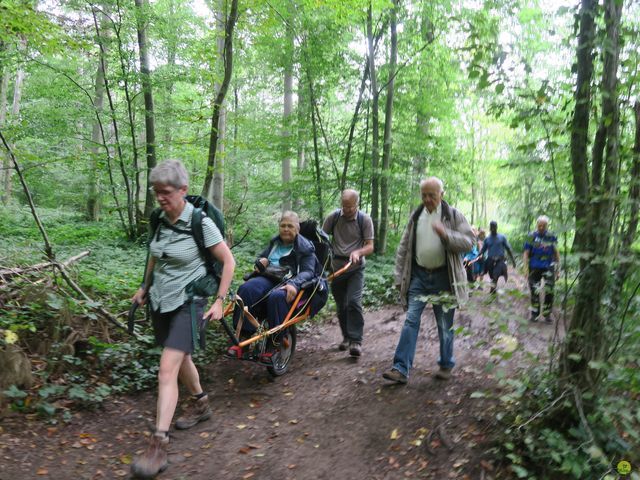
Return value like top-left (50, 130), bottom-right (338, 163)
top-left (349, 342), bottom-right (362, 357)
top-left (131, 433), bottom-right (169, 479)
top-left (434, 367), bottom-right (452, 380)
top-left (382, 368), bottom-right (407, 384)
top-left (175, 395), bottom-right (211, 430)
top-left (530, 313), bottom-right (539, 322)
top-left (338, 338), bottom-right (349, 351)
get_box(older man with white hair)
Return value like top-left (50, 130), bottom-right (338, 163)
top-left (523, 215), bottom-right (560, 323)
top-left (383, 177), bottom-right (474, 383)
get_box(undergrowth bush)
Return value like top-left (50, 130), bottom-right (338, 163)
top-left (491, 345), bottom-right (640, 479)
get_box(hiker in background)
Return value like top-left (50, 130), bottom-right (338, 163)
top-left (474, 228), bottom-right (487, 284)
top-left (523, 215), bottom-right (560, 323)
top-left (130, 160), bottom-right (235, 479)
top-left (383, 177), bottom-right (474, 384)
top-left (478, 220), bottom-right (516, 293)
top-left (463, 227), bottom-right (480, 286)
top-left (322, 189), bottom-right (374, 358)
top-left (231, 211), bottom-right (328, 359)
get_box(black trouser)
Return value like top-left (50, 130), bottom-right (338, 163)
top-left (331, 266), bottom-right (365, 343)
top-left (528, 268), bottom-right (555, 316)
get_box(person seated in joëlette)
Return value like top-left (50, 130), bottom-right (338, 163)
top-left (232, 211), bottom-right (328, 336)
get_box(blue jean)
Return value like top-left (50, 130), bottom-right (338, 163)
top-left (234, 275), bottom-right (328, 331)
top-left (392, 267), bottom-right (456, 377)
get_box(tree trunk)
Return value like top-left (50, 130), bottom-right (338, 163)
top-left (281, 1), bottom-right (294, 212)
top-left (164, 0), bottom-right (177, 147)
top-left (293, 76), bottom-right (307, 211)
top-left (379, 0), bottom-right (398, 255)
top-left (2, 41), bottom-right (25, 205)
top-left (307, 67), bottom-right (323, 220)
top-left (207, 0), bottom-right (228, 211)
top-left (562, 0), bottom-right (621, 387)
top-left (202, 0), bottom-right (239, 201)
top-left (87, 57), bottom-right (106, 221)
top-left (569, 0), bottom-right (597, 255)
top-left (0, 59), bottom-right (9, 204)
top-left (341, 59), bottom-right (370, 192)
top-left (134, 0), bottom-right (158, 220)
top-left (367, 4), bottom-right (380, 252)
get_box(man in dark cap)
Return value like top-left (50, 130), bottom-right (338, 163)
top-left (477, 221), bottom-right (516, 293)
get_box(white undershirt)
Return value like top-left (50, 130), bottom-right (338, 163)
top-left (415, 205), bottom-right (446, 269)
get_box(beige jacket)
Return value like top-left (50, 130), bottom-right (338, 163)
top-left (394, 201), bottom-right (474, 309)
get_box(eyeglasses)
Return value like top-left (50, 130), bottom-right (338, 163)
top-left (149, 186), bottom-right (178, 197)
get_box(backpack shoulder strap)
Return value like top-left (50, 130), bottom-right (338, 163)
top-left (330, 209), bottom-right (341, 235)
top-left (191, 207), bottom-right (218, 277)
top-left (148, 208), bottom-right (162, 246)
top-left (191, 207), bottom-right (205, 251)
top-left (357, 211), bottom-right (365, 239)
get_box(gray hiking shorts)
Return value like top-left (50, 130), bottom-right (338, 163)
top-left (151, 298), bottom-right (207, 354)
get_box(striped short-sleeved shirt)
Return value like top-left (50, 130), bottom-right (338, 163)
top-left (149, 202), bottom-right (223, 313)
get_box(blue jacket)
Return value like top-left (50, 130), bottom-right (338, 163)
top-left (524, 230), bottom-right (557, 270)
top-left (259, 234), bottom-right (319, 291)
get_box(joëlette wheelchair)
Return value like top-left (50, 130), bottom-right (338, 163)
top-left (218, 220), bottom-right (349, 377)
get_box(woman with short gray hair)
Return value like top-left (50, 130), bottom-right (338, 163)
top-left (130, 159), bottom-right (236, 479)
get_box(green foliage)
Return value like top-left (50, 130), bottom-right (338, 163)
top-left (361, 253), bottom-right (396, 308)
top-left (490, 358), bottom-right (640, 479)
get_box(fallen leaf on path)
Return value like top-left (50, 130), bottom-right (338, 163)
top-left (183, 452), bottom-right (193, 457)
top-left (113, 469), bottom-right (128, 477)
top-left (287, 464), bottom-right (296, 469)
top-left (36, 468), bottom-right (48, 475)
top-left (236, 424), bottom-right (247, 429)
top-left (390, 428), bottom-right (400, 440)
top-left (119, 454), bottom-right (132, 465)
top-left (480, 460), bottom-right (494, 471)
top-left (238, 447), bottom-right (250, 454)
top-left (199, 432), bottom-right (210, 438)
top-left (453, 458), bottom-right (469, 468)
top-left (242, 473), bottom-right (255, 479)
top-left (289, 419), bottom-right (298, 424)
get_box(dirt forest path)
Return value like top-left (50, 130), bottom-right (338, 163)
top-left (0, 273), bottom-right (563, 480)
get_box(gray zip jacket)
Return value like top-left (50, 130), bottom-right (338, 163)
top-left (394, 201), bottom-right (474, 309)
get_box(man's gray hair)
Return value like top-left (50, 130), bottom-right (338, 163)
top-left (149, 160), bottom-right (189, 189)
top-left (280, 210), bottom-right (300, 227)
top-left (537, 215), bottom-right (550, 225)
top-left (341, 189), bottom-right (360, 204)
top-left (420, 176), bottom-right (445, 193)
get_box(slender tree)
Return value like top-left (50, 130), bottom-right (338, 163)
top-left (202, 0), bottom-right (239, 203)
top-left (134, 0), bottom-right (158, 220)
top-left (378, 0), bottom-right (398, 255)
top-left (366, 3), bottom-right (381, 251)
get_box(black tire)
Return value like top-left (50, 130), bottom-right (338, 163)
top-left (267, 326), bottom-right (297, 377)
